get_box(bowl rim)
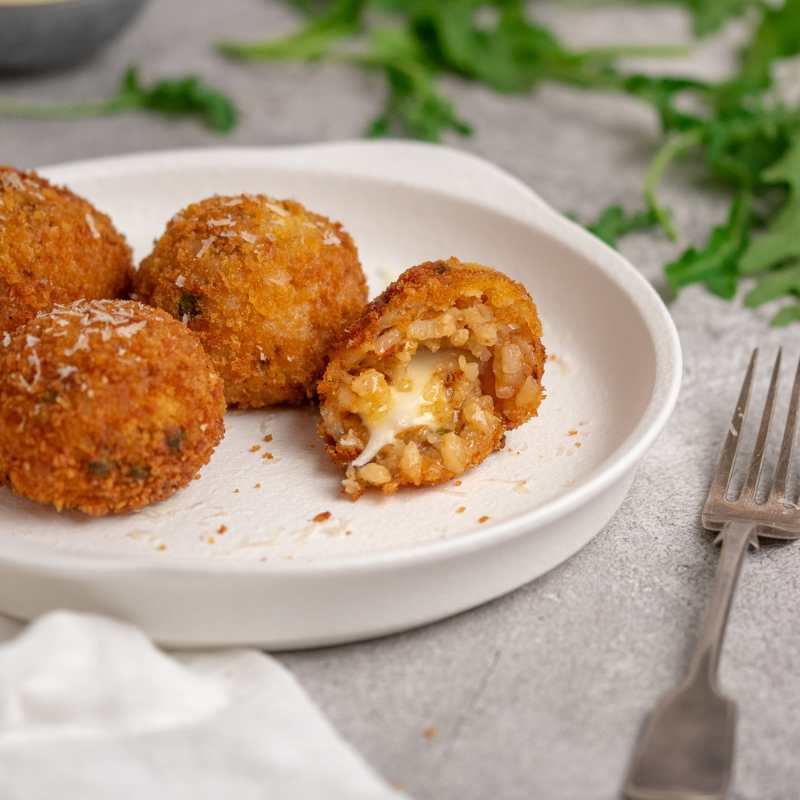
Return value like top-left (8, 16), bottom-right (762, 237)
top-left (0, 0), bottom-right (106, 10)
top-left (2, 141), bottom-right (682, 577)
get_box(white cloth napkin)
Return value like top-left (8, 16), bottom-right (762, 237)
top-left (0, 612), bottom-right (406, 800)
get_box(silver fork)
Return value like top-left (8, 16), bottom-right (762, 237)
top-left (624, 349), bottom-right (800, 800)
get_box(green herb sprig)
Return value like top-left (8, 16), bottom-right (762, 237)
top-left (587, 0), bottom-right (800, 324)
top-left (218, 0), bottom-right (688, 141)
top-left (221, 0), bottom-right (800, 324)
top-left (619, 0), bottom-right (758, 37)
top-left (0, 67), bottom-right (238, 133)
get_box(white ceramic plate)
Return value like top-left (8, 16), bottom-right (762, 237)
top-left (0, 142), bottom-right (681, 648)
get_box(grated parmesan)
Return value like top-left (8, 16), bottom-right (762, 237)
top-left (1, 172), bottom-right (25, 191)
top-left (207, 217), bottom-right (234, 228)
top-left (64, 333), bottom-right (89, 356)
top-left (265, 201), bottom-right (288, 217)
top-left (196, 236), bottom-right (214, 258)
top-left (16, 374), bottom-right (36, 393)
top-left (26, 350), bottom-right (42, 387)
top-left (175, 274), bottom-right (186, 288)
top-left (24, 178), bottom-right (44, 199)
top-left (85, 212), bottom-right (100, 240)
top-left (114, 321), bottom-right (147, 339)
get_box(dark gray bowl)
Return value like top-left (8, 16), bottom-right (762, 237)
top-left (0, 0), bottom-right (147, 73)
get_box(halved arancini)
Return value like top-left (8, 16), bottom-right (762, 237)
top-left (318, 258), bottom-right (546, 498)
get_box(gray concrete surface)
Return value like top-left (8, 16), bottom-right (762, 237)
top-left (4, 2), bottom-right (800, 798)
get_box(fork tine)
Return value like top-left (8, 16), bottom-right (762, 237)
top-left (772, 354), bottom-right (800, 505)
top-left (709, 349), bottom-right (758, 501)
top-left (742, 349), bottom-right (782, 500)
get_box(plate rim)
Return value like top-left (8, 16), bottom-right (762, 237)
top-left (2, 140), bottom-right (682, 576)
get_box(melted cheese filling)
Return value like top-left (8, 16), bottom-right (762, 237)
top-left (352, 349), bottom-right (451, 466)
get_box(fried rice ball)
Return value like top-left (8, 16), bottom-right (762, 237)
top-left (0, 166), bottom-right (132, 334)
top-left (318, 258), bottom-right (546, 499)
top-left (0, 299), bottom-right (225, 516)
top-left (133, 194), bottom-right (368, 408)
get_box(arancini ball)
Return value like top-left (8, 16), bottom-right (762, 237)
top-left (0, 166), bottom-right (132, 334)
top-left (317, 258), bottom-right (546, 498)
top-left (133, 194), bottom-right (368, 408)
top-left (0, 299), bottom-right (225, 516)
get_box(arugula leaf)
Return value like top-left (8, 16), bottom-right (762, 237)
top-left (772, 302), bottom-right (800, 326)
top-left (0, 66), bottom-right (237, 133)
top-left (219, 0), bottom-right (688, 139)
top-left (732, 0), bottom-right (800, 96)
top-left (598, 1), bottom-right (800, 324)
top-left (219, 0), bottom-right (364, 60)
top-left (701, 104), bottom-right (800, 187)
top-left (739, 196), bottom-right (800, 275)
top-left (643, 128), bottom-right (703, 239)
top-left (621, 73), bottom-right (709, 131)
top-left (405, 1), bottom-right (565, 92)
top-left (740, 134), bottom-right (800, 274)
top-left (629, 0), bottom-right (758, 37)
top-left (665, 191), bottom-right (751, 299)
top-left (403, 1), bottom-right (655, 94)
top-left (219, 0), bottom-right (472, 139)
top-left (690, 0), bottom-right (757, 36)
top-left (703, 270), bottom-right (740, 300)
top-left (584, 205), bottom-right (657, 246)
top-left (356, 27), bottom-right (472, 140)
top-left (116, 68), bottom-right (238, 132)
top-left (216, 0), bottom-right (800, 323)
top-left (744, 261), bottom-right (800, 306)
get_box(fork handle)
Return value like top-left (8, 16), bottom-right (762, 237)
top-left (687, 520), bottom-right (756, 687)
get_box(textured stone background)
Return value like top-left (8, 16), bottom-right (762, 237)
top-left (3, 2), bottom-right (800, 798)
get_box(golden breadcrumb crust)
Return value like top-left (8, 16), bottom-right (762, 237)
top-left (133, 194), bottom-right (368, 408)
top-left (0, 166), bottom-right (132, 334)
top-left (0, 300), bottom-right (225, 516)
top-left (318, 258), bottom-right (546, 497)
